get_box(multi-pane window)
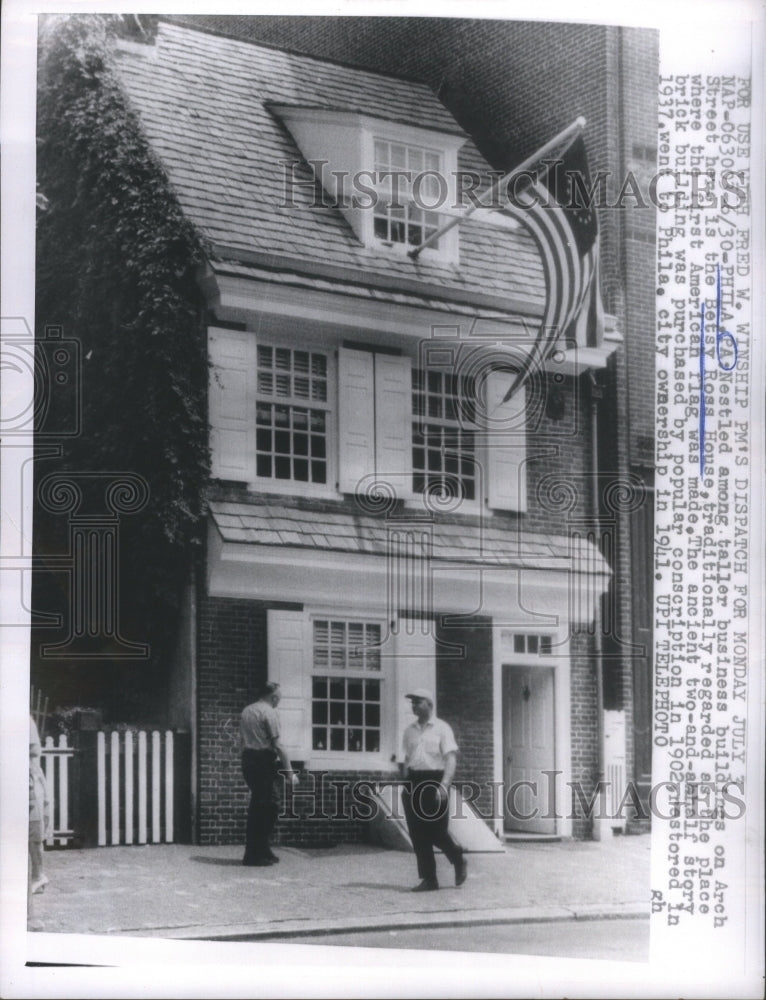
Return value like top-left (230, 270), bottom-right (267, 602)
top-left (311, 619), bottom-right (382, 753)
top-left (513, 634), bottom-right (553, 655)
top-left (256, 346), bottom-right (329, 484)
top-left (412, 369), bottom-right (477, 501)
top-left (373, 139), bottom-right (442, 248)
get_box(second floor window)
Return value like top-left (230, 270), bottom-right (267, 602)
top-left (256, 345), bottom-right (329, 484)
top-left (210, 326), bottom-right (525, 510)
top-left (412, 368), bottom-right (477, 502)
top-left (373, 139), bottom-right (442, 249)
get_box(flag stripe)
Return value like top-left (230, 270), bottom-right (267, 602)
top-left (497, 139), bottom-right (605, 400)
top-left (504, 181), bottom-right (593, 342)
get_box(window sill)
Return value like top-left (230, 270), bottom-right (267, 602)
top-left (306, 752), bottom-right (399, 773)
top-left (369, 239), bottom-right (456, 266)
top-left (251, 479), bottom-right (339, 501)
top-left (402, 496), bottom-right (484, 517)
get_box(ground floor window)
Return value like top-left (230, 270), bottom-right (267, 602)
top-left (311, 619), bottom-right (383, 753)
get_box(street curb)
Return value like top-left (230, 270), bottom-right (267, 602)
top-left (130, 902), bottom-right (649, 942)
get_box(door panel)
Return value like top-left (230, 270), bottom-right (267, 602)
top-left (503, 666), bottom-right (555, 834)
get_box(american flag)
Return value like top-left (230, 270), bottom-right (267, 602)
top-left (499, 136), bottom-right (604, 402)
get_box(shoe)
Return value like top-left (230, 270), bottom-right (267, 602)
top-left (265, 851), bottom-right (280, 863)
top-left (454, 857), bottom-right (467, 886)
top-left (31, 875), bottom-right (49, 895)
top-left (243, 857), bottom-right (273, 867)
top-left (411, 879), bottom-right (439, 892)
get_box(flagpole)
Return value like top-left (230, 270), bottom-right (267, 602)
top-left (408, 115), bottom-right (586, 260)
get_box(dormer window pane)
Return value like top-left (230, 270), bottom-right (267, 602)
top-left (373, 137), bottom-right (443, 250)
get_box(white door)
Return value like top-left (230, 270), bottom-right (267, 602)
top-left (503, 665), bottom-right (556, 834)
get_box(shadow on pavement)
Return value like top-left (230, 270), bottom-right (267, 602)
top-left (189, 856), bottom-right (243, 866)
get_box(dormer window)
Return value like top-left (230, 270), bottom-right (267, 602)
top-left (271, 105), bottom-right (466, 264)
top-left (372, 139), bottom-right (443, 249)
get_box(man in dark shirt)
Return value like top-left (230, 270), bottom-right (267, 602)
top-left (240, 681), bottom-right (298, 866)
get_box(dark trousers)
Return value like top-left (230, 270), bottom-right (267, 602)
top-left (242, 749), bottom-right (279, 861)
top-left (402, 771), bottom-right (463, 883)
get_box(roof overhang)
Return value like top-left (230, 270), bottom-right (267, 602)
top-left (268, 102), bottom-right (470, 143)
top-left (201, 261), bottom-right (620, 372)
top-left (201, 262), bottom-right (536, 341)
top-left (206, 247), bottom-right (545, 320)
top-left (207, 508), bottom-right (611, 628)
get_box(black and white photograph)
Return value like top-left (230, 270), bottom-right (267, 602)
top-left (1, 2), bottom-right (763, 997)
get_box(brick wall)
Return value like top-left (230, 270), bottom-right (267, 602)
top-left (435, 616), bottom-right (494, 818)
top-left (196, 595), bottom-right (429, 846)
top-left (621, 27), bottom-right (660, 467)
top-left (568, 630), bottom-right (599, 839)
top-left (273, 769), bottom-right (394, 847)
top-left (196, 596), bottom-right (267, 844)
top-left (523, 371), bottom-right (595, 535)
top-left (196, 595), bottom-right (500, 844)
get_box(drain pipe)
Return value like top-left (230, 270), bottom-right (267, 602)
top-left (588, 369), bottom-right (606, 841)
top-left (188, 564), bottom-right (198, 845)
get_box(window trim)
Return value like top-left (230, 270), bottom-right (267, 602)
top-left (359, 124), bottom-right (462, 263)
top-left (411, 365), bottom-right (481, 506)
top-left (307, 610), bottom-right (395, 770)
top-left (372, 137), bottom-right (445, 251)
top-left (254, 338), bottom-right (339, 498)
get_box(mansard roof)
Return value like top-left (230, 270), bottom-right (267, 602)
top-left (113, 20), bottom-right (546, 316)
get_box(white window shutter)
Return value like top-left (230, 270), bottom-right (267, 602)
top-left (208, 327), bottom-right (256, 482)
top-left (267, 609), bottom-right (310, 761)
top-left (485, 374), bottom-right (527, 512)
top-left (337, 347), bottom-right (375, 493)
top-left (393, 623), bottom-right (436, 762)
top-left (374, 353), bottom-right (413, 499)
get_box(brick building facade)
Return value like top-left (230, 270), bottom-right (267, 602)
top-left (37, 16), bottom-right (656, 847)
top-left (174, 15), bottom-right (658, 816)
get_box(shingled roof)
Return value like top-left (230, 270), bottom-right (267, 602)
top-left (113, 21), bottom-right (546, 315)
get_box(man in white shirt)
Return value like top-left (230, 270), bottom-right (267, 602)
top-left (401, 688), bottom-right (467, 892)
top-left (240, 681), bottom-right (298, 866)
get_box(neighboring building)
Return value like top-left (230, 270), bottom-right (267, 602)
top-left (35, 16), bottom-right (655, 845)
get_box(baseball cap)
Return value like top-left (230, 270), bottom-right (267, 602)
top-left (405, 688), bottom-right (434, 704)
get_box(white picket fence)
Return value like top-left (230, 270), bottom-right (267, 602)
top-left (41, 730), bottom-right (176, 847)
top-left (97, 730), bottom-right (174, 846)
top-left (41, 735), bottom-right (75, 846)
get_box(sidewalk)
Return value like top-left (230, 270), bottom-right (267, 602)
top-left (29, 833), bottom-right (650, 941)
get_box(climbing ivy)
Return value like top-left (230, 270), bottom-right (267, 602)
top-left (35, 14), bottom-right (210, 709)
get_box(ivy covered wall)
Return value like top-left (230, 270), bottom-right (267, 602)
top-left (33, 14), bottom-right (210, 723)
